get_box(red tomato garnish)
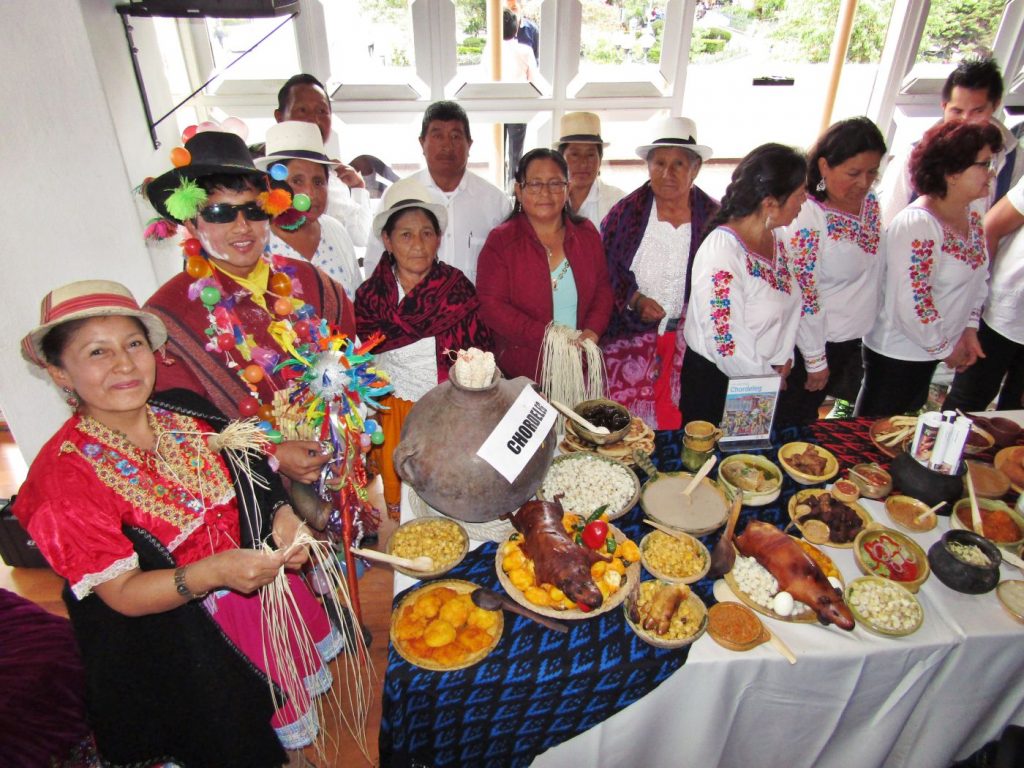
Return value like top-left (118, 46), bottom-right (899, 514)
top-left (576, 601), bottom-right (593, 612)
top-left (582, 520), bottom-right (609, 550)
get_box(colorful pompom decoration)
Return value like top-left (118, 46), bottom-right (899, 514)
top-left (143, 217), bottom-right (179, 242)
top-left (274, 208), bottom-right (307, 231)
top-left (258, 188), bottom-right (293, 216)
top-left (165, 179), bottom-right (208, 221)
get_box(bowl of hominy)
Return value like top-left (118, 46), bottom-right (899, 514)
top-left (387, 517), bottom-right (469, 579)
top-left (844, 576), bottom-right (924, 637)
top-left (537, 453), bottom-right (640, 520)
top-left (624, 580), bottom-right (708, 649)
top-left (640, 530), bottom-right (710, 584)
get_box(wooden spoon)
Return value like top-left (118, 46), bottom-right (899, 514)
top-left (965, 469), bottom-right (985, 536)
top-left (643, 517), bottom-right (688, 539)
top-left (707, 494), bottom-right (744, 580)
top-left (1000, 548), bottom-right (1024, 570)
top-left (550, 400), bottom-right (610, 435)
top-left (710, 580), bottom-right (797, 664)
top-left (914, 500), bottom-right (946, 524)
top-left (350, 547), bottom-right (434, 572)
top-left (471, 587), bottom-right (570, 633)
top-left (683, 455), bottom-right (718, 497)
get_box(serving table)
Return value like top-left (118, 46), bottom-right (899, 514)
top-left (381, 418), bottom-right (1024, 768)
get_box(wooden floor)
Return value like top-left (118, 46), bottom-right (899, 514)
top-left (0, 429), bottom-right (394, 767)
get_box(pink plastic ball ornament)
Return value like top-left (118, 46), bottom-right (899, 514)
top-left (239, 396), bottom-right (260, 417)
top-left (200, 286), bottom-right (221, 307)
top-left (274, 297), bottom-right (293, 316)
top-left (292, 193), bottom-right (311, 212)
top-left (181, 124), bottom-right (198, 142)
top-left (360, 433), bottom-right (372, 451)
top-left (195, 120), bottom-right (220, 133)
top-left (270, 163), bottom-right (289, 182)
top-left (220, 117), bottom-right (249, 141)
top-left (242, 364), bottom-right (265, 384)
top-left (170, 147), bottom-right (192, 168)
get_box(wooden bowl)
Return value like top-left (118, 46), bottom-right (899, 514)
top-left (996, 580), bottom-right (1024, 624)
top-left (963, 424), bottom-right (996, 455)
top-left (571, 398), bottom-right (632, 445)
top-left (848, 463), bottom-right (892, 500)
top-left (777, 442), bottom-right (838, 485)
top-left (928, 530), bottom-right (1001, 594)
top-left (994, 445), bottom-right (1024, 493)
top-left (623, 581), bottom-right (708, 649)
top-left (853, 527), bottom-right (930, 593)
top-left (788, 489), bottom-right (873, 548)
top-left (964, 461), bottom-right (1011, 499)
top-left (640, 471), bottom-right (730, 535)
top-left (717, 454), bottom-right (782, 506)
top-left (537, 453), bottom-right (641, 521)
top-left (844, 576), bottom-right (924, 637)
top-left (869, 418), bottom-right (913, 457)
top-left (387, 517), bottom-right (469, 579)
top-left (884, 495), bottom-right (937, 533)
top-left (640, 531), bottom-right (710, 584)
top-left (950, 498), bottom-right (1024, 551)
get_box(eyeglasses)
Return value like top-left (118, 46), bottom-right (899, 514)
top-left (198, 202), bottom-right (272, 224)
top-left (521, 180), bottom-right (569, 195)
top-left (972, 158), bottom-right (997, 172)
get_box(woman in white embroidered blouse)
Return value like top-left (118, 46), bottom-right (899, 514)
top-left (858, 120), bottom-right (1003, 417)
top-left (680, 143), bottom-right (807, 426)
top-left (774, 117), bottom-right (887, 426)
top-left (257, 121), bottom-right (362, 300)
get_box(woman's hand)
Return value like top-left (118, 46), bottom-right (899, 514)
top-left (577, 329), bottom-right (600, 345)
top-left (805, 368), bottom-right (829, 392)
top-left (335, 162), bottom-right (366, 189)
top-left (634, 295), bottom-right (666, 324)
top-left (772, 359), bottom-right (793, 390)
top-left (207, 549), bottom-right (286, 594)
top-left (944, 329), bottom-right (985, 372)
top-left (272, 505), bottom-right (311, 570)
top-left (275, 440), bottom-right (331, 483)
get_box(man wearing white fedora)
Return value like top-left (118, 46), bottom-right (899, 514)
top-left (274, 74), bottom-right (372, 250)
top-left (362, 100), bottom-right (512, 285)
top-left (554, 111), bottom-right (625, 229)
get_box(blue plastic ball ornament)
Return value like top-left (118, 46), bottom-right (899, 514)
top-left (296, 304), bottom-right (316, 320)
top-left (270, 163), bottom-right (289, 181)
top-left (200, 286), bottom-right (222, 306)
top-left (370, 430), bottom-right (385, 446)
top-left (364, 419), bottom-right (379, 434)
top-left (257, 420), bottom-right (273, 431)
top-left (292, 193), bottom-right (311, 212)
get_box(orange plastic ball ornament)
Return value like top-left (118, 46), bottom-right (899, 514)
top-left (242, 364), bottom-right (265, 384)
top-left (170, 147), bottom-right (192, 168)
top-left (186, 255), bottom-right (211, 279)
top-left (257, 403), bottom-right (275, 422)
top-left (269, 273), bottom-right (292, 297)
top-left (274, 297), bottom-right (293, 316)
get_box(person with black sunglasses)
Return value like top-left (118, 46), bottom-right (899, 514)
top-left (142, 130), bottom-right (358, 489)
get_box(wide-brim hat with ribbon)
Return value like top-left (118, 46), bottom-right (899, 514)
top-left (372, 177), bottom-right (448, 235)
top-left (253, 121), bottom-right (340, 171)
top-left (22, 280), bottom-right (168, 367)
top-left (635, 117), bottom-right (713, 162)
top-left (145, 131), bottom-right (267, 222)
top-left (553, 111), bottom-right (609, 147)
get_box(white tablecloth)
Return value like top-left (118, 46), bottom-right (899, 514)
top-left (393, 412), bottom-right (1024, 768)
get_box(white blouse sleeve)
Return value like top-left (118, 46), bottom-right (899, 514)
top-left (788, 203), bottom-right (828, 373)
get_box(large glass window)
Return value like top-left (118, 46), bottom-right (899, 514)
top-left (325, 0), bottom-right (416, 83)
top-left (205, 16), bottom-right (299, 80)
top-left (579, 0), bottom-right (666, 78)
top-left (916, 0), bottom-right (1007, 63)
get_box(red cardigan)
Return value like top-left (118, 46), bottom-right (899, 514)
top-left (476, 213), bottom-right (613, 380)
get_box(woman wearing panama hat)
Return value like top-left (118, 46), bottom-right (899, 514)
top-left (142, 129), bottom-right (356, 487)
top-left (15, 280), bottom-right (341, 767)
top-left (257, 121), bottom-right (362, 300)
top-left (554, 111), bottom-right (625, 229)
top-left (600, 116), bottom-right (718, 430)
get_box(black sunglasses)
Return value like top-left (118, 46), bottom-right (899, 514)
top-left (198, 202), bottom-right (272, 224)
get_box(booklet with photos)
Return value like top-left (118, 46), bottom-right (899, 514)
top-left (719, 375), bottom-right (782, 451)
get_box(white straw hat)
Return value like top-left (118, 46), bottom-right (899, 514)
top-left (372, 177), bottom-right (448, 235)
top-left (254, 121), bottom-right (339, 169)
top-left (635, 117), bottom-right (713, 162)
top-left (553, 112), bottom-right (608, 147)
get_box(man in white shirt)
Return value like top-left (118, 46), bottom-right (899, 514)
top-left (274, 74), bottom-right (372, 248)
top-left (362, 101), bottom-right (512, 284)
top-left (879, 58), bottom-right (1023, 227)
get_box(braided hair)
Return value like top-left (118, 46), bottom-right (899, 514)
top-left (706, 143), bottom-right (806, 235)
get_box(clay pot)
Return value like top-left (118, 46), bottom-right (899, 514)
top-left (890, 452), bottom-right (964, 512)
top-left (394, 372), bottom-right (556, 523)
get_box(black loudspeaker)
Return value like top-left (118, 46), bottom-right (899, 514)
top-left (117, 0), bottom-right (299, 18)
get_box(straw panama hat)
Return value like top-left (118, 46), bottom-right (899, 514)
top-left (553, 112), bottom-right (609, 147)
top-left (21, 280), bottom-right (168, 367)
top-left (635, 117), bottom-right (713, 162)
top-left (372, 177), bottom-right (449, 235)
top-left (254, 121), bottom-right (340, 170)
top-left (146, 131), bottom-right (266, 222)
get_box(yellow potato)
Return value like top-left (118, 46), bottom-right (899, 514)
top-left (423, 619), bottom-right (457, 648)
top-left (523, 585), bottom-right (552, 607)
top-left (411, 593), bottom-right (441, 620)
top-left (591, 560), bottom-right (607, 579)
top-left (509, 568), bottom-right (533, 591)
top-left (618, 540), bottom-right (641, 563)
top-left (439, 598), bottom-right (470, 628)
top-left (502, 549), bottom-right (527, 572)
top-left (467, 607), bottom-right (498, 630)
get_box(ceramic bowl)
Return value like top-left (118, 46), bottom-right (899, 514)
top-left (985, 417), bottom-right (1022, 447)
top-left (640, 531), bottom-right (711, 584)
top-left (571, 398), bottom-right (632, 445)
top-left (777, 442), bottom-right (839, 485)
top-left (928, 530), bottom-right (1002, 594)
top-left (624, 581), bottom-right (708, 649)
top-left (889, 452), bottom-right (964, 511)
top-left (386, 517), bottom-right (469, 579)
top-left (848, 463), bottom-right (892, 500)
top-left (949, 498), bottom-right (1024, 551)
top-left (716, 454), bottom-right (782, 506)
top-left (853, 527), bottom-right (930, 592)
top-left (844, 576), bottom-right (924, 637)
top-left (884, 495), bottom-right (937, 533)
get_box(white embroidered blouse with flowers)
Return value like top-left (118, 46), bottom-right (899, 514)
top-left (683, 226), bottom-right (801, 378)
top-left (788, 192), bottom-right (884, 372)
top-left (864, 204), bottom-right (988, 362)
top-left (630, 205), bottom-right (692, 334)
